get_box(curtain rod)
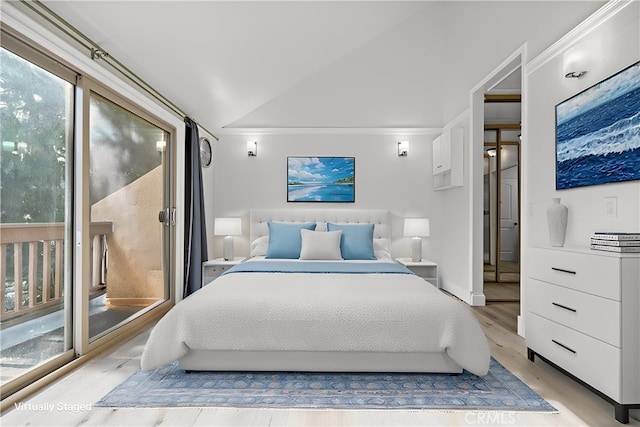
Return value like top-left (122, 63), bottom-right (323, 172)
top-left (21, 0), bottom-right (219, 141)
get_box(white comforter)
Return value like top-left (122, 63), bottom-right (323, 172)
top-left (141, 262), bottom-right (490, 375)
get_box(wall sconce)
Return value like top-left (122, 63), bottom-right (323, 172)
top-left (563, 44), bottom-right (588, 78)
top-left (404, 218), bottom-right (430, 262)
top-left (156, 139), bottom-right (166, 153)
top-left (565, 71), bottom-right (587, 79)
top-left (398, 140), bottom-right (409, 156)
top-left (247, 140), bottom-right (257, 156)
top-left (214, 217), bottom-right (242, 260)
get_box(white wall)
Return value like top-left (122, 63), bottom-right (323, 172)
top-left (441, 1), bottom-right (605, 124)
top-left (523, 0), bottom-right (640, 330)
top-left (204, 131), bottom-right (446, 263)
top-left (525, 1), bottom-right (639, 249)
top-left (438, 115), bottom-right (474, 302)
top-left (201, 1), bottom-right (613, 307)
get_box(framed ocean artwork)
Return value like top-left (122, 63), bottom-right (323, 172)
top-left (287, 156), bottom-right (355, 202)
top-left (555, 61), bottom-right (640, 190)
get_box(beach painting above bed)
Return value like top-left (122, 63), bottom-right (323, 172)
top-left (287, 156), bottom-right (355, 202)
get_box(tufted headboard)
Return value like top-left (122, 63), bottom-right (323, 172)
top-left (250, 209), bottom-right (390, 252)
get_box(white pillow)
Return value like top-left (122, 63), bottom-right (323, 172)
top-left (250, 236), bottom-right (269, 257)
top-left (299, 229), bottom-right (343, 260)
top-left (375, 250), bottom-right (392, 260)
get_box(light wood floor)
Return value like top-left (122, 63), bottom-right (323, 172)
top-left (1, 302), bottom-right (639, 427)
top-left (483, 282), bottom-right (520, 302)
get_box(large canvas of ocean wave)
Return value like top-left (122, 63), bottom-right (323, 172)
top-left (556, 62), bottom-right (640, 190)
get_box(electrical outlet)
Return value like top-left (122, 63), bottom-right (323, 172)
top-left (604, 197), bottom-right (617, 218)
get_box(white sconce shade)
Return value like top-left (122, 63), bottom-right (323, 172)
top-left (563, 45), bottom-right (588, 78)
top-left (156, 140), bottom-right (166, 153)
top-left (404, 218), bottom-right (430, 262)
top-left (247, 140), bottom-right (257, 156)
top-left (398, 140), bottom-right (409, 156)
top-left (214, 217), bottom-right (242, 260)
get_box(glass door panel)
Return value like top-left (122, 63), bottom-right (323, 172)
top-left (0, 47), bottom-right (74, 385)
top-left (483, 151), bottom-right (495, 282)
top-left (88, 92), bottom-right (169, 341)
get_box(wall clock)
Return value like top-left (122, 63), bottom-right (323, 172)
top-left (199, 137), bottom-right (212, 167)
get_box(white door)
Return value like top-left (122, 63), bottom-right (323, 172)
top-left (500, 177), bottom-right (519, 262)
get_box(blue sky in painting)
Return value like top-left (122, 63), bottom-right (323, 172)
top-left (288, 157), bottom-right (354, 184)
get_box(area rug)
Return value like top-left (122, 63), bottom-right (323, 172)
top-left (96, 357), bottom-right (556, 412)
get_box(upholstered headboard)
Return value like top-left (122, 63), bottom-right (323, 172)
top-left (250, 209), bottom-right (390, 251)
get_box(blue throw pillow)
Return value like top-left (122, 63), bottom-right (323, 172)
top-left (326, 223), bottom-right (376, 260)
top-left (266, 222), bottom-right (317, 259)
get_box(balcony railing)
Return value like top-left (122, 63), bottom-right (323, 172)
top-left (0, 222), bottom-right (113, 323)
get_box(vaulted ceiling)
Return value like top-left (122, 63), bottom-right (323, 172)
top-left (27, 1), bottom-right (604, 134)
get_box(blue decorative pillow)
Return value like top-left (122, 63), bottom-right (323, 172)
top-left (265, 222), bottom-right (317, 259)
top-left (326, 223), bottom-right (376, 260)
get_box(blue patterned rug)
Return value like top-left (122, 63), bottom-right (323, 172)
top-left (96, 358), bottom-right (555, 411)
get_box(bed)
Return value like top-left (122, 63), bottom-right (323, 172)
top-left (141, 209), bottom-right (490, 376)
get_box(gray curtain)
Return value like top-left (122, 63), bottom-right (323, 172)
top-left (183, 117), bottom-right (208, 297)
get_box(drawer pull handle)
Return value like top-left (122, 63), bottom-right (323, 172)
top-left (552, 339), bottom-right (577, 354)
top-left (551, 267), bottom-right (576, 275)
top-left (552, 302), bottom-right (577, 313)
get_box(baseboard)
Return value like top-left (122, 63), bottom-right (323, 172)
top-left (106, 298), bottom-right (162, 307)
top-left (470, 292), bottom-right (486, 306)
top-left (517, 315), bottom-right (525, 338)
top-left (441, 279), bottom-right (485, 306)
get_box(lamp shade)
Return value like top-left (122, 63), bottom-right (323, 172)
top-left (214, 217), bottom-right (242, 236)
top-left (404, 218), bottom-right (430, 237)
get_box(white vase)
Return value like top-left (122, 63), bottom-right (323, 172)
top-left (547, 197), bottom-right (568, 247)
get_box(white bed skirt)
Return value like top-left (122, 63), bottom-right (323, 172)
top-left (178, 350), bottom-right (463, 373)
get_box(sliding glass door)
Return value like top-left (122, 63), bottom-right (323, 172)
top-left (1, 29), bottom-right (175, 397)
top-left (86, 90), bottom-right (171, 341)
top-left (1, 40), bottom-right (75, 391)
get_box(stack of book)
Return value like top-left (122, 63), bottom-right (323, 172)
top-left (590, 232), bottom-right (640, 253)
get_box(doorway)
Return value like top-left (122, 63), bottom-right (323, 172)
top-left (483, 93), bottom-right (521, 302)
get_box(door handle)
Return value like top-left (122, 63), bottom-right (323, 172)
top-left (158, 208), bottom-right (170, 225)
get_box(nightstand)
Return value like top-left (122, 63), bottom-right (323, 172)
top-left (202, 257), bottom-right (245, 286)
top-left (396, 258), bottom-right (439, 288)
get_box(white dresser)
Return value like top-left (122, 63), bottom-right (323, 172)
top-left (525, 246), bottom-right (640, 423)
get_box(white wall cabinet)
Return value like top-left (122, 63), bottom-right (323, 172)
top-left (433, 128), bottom-right (463, 191)
top-left (432, 134), bottom-right (451, 174)
top-left (525, 246), bottom-right (640, 423)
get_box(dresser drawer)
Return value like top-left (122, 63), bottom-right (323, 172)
top-left (528, 247), bottom-right (620, 300)
top-left (526, 278), bottom-right (620, 347)
top-left (527, 313), bottom-right (621, 401)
